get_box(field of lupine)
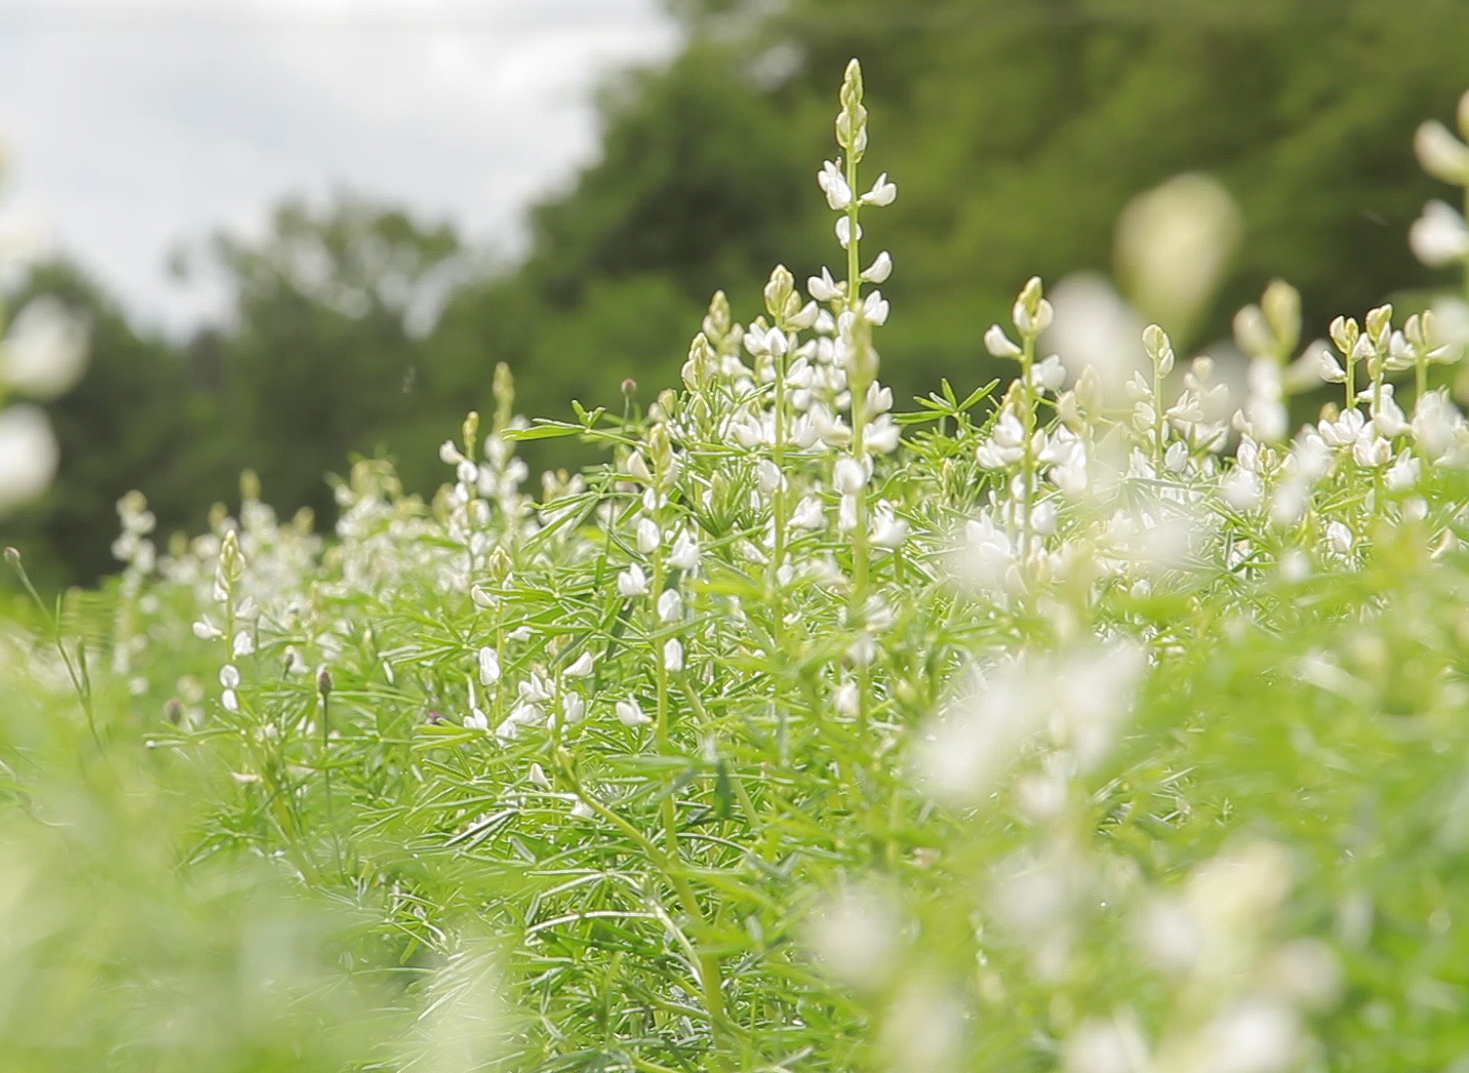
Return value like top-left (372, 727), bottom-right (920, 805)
top-left (8, 61), bottom-right (1469, 1072)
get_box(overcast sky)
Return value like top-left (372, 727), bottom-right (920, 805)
top-left (0, 0), bottom-right (680, 333)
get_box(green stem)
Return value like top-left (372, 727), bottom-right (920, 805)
top-left (1020, 337), bottom-right (1038, 561)
top-left (557, 760), bottom-right (728, 1061)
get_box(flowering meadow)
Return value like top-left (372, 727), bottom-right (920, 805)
top-left (8, 61), bottom-right (1469, 1073)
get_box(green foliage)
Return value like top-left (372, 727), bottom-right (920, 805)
top-left (8, 58), bottom-right (1469, 1072)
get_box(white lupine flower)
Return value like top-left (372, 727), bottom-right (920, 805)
top-left (192, 616), bottom-right (224, 641)
top-left (221, 689), bottom-right (239, 713)
top-left (667, 531), bottom-right (701, 572)
top-left (731, 412), bottom-right (770, 447)
top-left (657, 587), bottom-right (683, 623)
top-left (464, 709), bottom-right (489, 731)
top-left (478, 646), bottom-right (501, 685)
top-left (789, 300), bottom-right (821, 330)
top-left (1013, 296), bottom-right (1054, 337)
top-left (1352, 432), bottom-right (1390, 468)
top-left (1415, 120), bottom-right (1469, 184)
top-left (1270, 479), bottom-right (1308, 528)
top-left (1316, 347), bottom-right (1347, 384)
top-left (861, 173), bottom-right (897, 206)
top-left (976, 410), bottom-right (1026, 469)
top-left (805, 886), bottom-right (898, 990)
top-left (791, 496), bottom-right (826, 530)
top-left (636, 517), bottom-right (661, 555)
top-left (1031, 354), bottom-right (1066, 393)
top-left (953, 514), bottom-right (1017, 595)
top-left (219, 664), bottom-right (241, 689)
top-left (0, 404), bottom-right (59, 515)
top-left (569, 796), bottom-right (595, 819)
top-left (865, 415), bottom-right (901, 454)
top-left (1029, 499), bottom-right (1057, 536)
top-left (1413, 390), bottom-right (1462, 459)
top-left (1366, 385), bottom-right (1410, 438)
top-left (565, 651), bottom-right (594, 678)
top-left (1326, 521), bottom-right (1354, 555)
top-left (617, 563), bottom-right (649, 597)
top-left (1164, 440), bottom-right (1190, 473)
top-left (625, 450), bottom-right (654, 484)
top-left (1221, 468), bottom-right (1265, 512)
top-left (984, 324), bottom-right (1022, 358)
top-left (865, 381), bottom-right (894, 415)
top-left (615, 698), bottom-right (650, 727)
top-left (1040, 429), bottom-right (1088, 494)
top-left (756, 459), bottom-right (784, 494)
top-left (1, 297), bottom-right (89, 399)
top-left (1410, 200), bottom-right (1469, 266)
top-left (1290, 429), bottom-right (1331, 481)
top-left (810, 403), bottom-right (852, 446)
top-left (231, 630), bottom-right (254, 658)
top-left (871, 505), bottom-right (910, 548)
top-left (833, 457), bottom-right (868, 495)
top-left (518, 672), bottom-right (552, 704)
top-left (437, 440), bottom-right (467, 466)
top-left (835, 217), bottom-right (863, 249)
top-left (528, 762), bottom-right (551, 789)
top-left (833, 681), bottom-right (860, 717)
top-left (818, 160), bottom-right (853, 210)
top-left (562, 690), bottom-right (585, 724)
top-left (1319, 407), bottom-right (1367, 448)
top-left (1385, 450), bottom-right (1421, 491)
top-left (861, 290), bottom-right (890, 325)
top-left (663, 638), bottom-right (684, 673)
top-left (860, 251), bottom-right (893, 283)
top-left (808, 267), bottom-right (843, 302)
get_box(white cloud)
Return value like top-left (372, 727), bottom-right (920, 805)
top-left (0, 0), bottom-right (680, 332)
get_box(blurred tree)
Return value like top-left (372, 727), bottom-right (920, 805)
top-left (202, 196), bottom-right (465, 521)
top-left (0, 262), bottom-right (202, 591)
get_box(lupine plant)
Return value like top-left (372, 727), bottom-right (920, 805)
top-left (9, 61), bottom-right (1469, 1073)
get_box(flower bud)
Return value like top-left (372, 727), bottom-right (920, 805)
top-left (1417, 120), bottom-right (1469, 184)
top-left (764, 264), bottom-right (796, 320)
top-left (317, 667), bottom-right (333, 699)
top-left (1261, 280), bottom-right (1301, 355)
top-left (1143, 324), bottom-right (1175, 376)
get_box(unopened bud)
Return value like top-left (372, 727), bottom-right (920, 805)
top-left (1329, 316), bottom-right (1360, 356)
top-left (764, 264), bottom-right (796, 321)
top-left (461, 411), bottom-right (480, 460)
top-left (165, 697), bottom-right (183, 725)
top-left (493, 362), bottom-right (515, 415)
top-left (1261, 279), bottom-right (1301, 355)
top-left (487, 546), bottom-right (513, 582)
top-left (3, 546), bottom-right (19, 567)
top-left (1143, 324), bottom-right (1176, 376)
top-left (317, 667), bottom-right (333, 698)
top-left (703, 291), bottom-right (732, 344)
top-left (1365, 304), bottom-right (1394, 347)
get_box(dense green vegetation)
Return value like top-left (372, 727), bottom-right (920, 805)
top-left (8, 48), bottom-right (1469, 1072)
